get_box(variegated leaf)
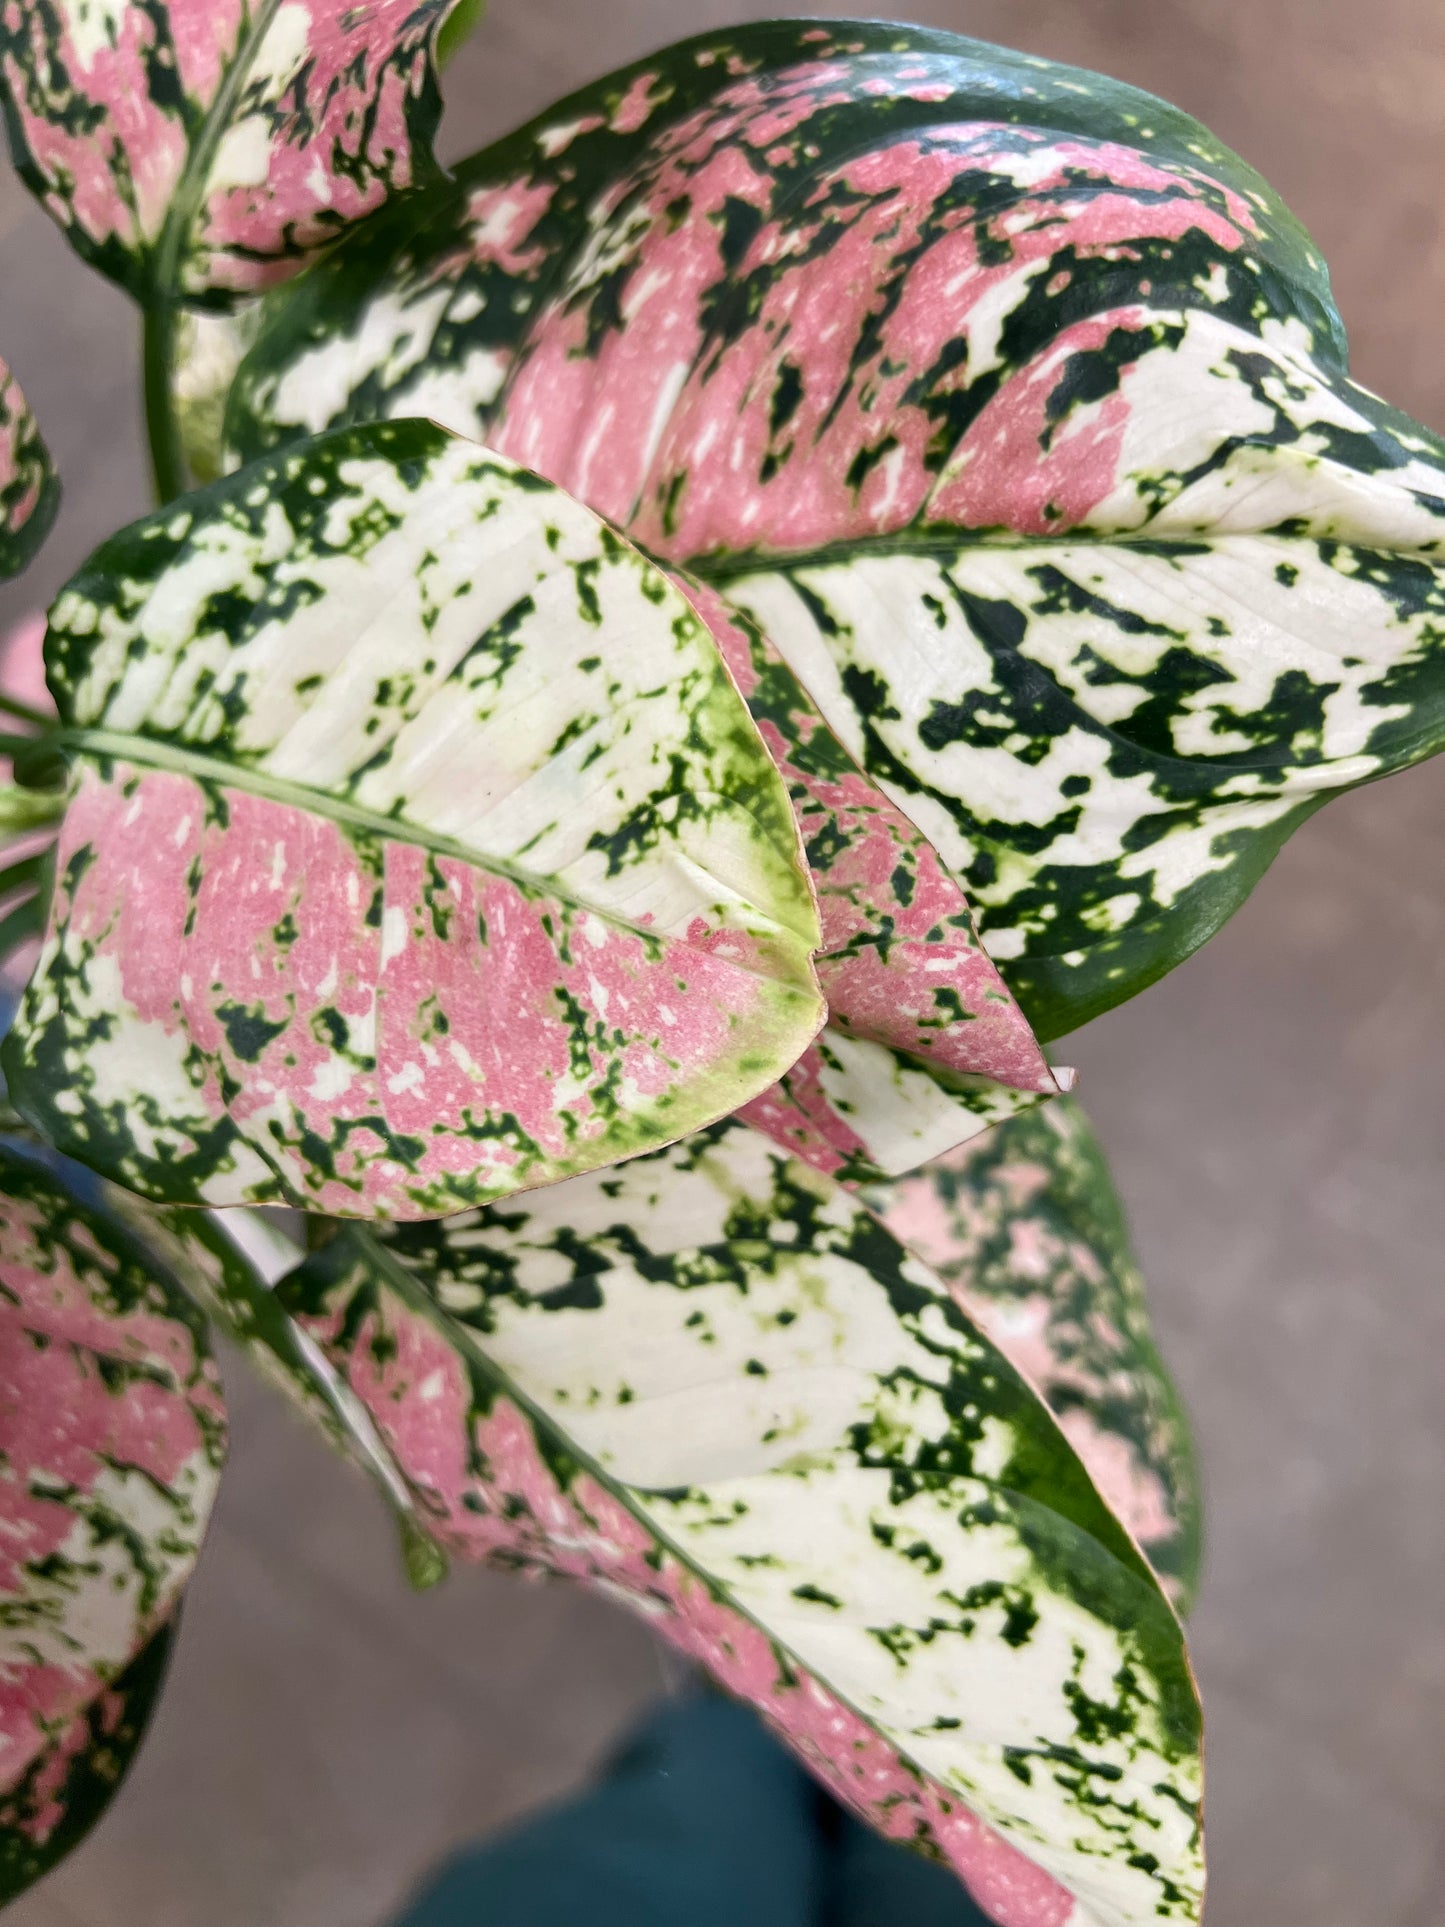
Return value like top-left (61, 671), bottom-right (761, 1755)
top-left (0, 1622), bottom-right (173, 1902)
top-left (862, 1097), bottom-right (1201, 1611)
top-left (0, 1142), bottom-right (225, 1901)
top-left (0, 0), bottom-right (467, 305)
top-left (2, 420), bottom-right (824, 1218)
top-left (228, 20), bottom-right (1445, 1036)
top-left (436, 0), bottom-right (486, 69)
top-left (738, 1033), bottom-right (1063, 1189)
top-left (0, 614), bottom-right (65, 989)
top-left (0, 360), bottom-right (57, 583)
top-left (278, 1118), bottom-right (1203, 1927)
top-left (139, 1202), bottom-right (449, 1585)
top-left (688, 581), bottom-right (1065, 1181)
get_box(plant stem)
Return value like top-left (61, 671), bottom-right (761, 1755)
top-left (0, 785), bottom-right (64, 834)
top-left (0, 852), bottom-right (45, 901)
top-left (0, 691), bottom-right (50, 728)
top-left (138, 0), bottom-right (280, 511)
top-left (143, 302), bottom-right (187, 505)
top-left (0, 892), bottom-right (43, 959)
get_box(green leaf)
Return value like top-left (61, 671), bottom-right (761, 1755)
top-left (0, 1142), bottom-right (225, 1903)
top-left (862, 1097), bottom-right (1202, 1612)
top-left (0, 358), bottom-right (58, 581)
top-left (0, 789), bottom-right (62, 839)
top-left (437, 0), bottom-right (487, 69)
top-left (3, 420), bottom-right (824, 1218)
top-left (0, 0), bottom-right (463, 307)
top-left (277, 1118), bottom-right (1203, 1927)
top-left (227, 20), bottom-right (1445, 1036)
top-left (0, 891), bottom-right (44, 962)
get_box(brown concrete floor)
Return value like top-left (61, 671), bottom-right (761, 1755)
top-left (4, 3), bottom-right (1444, 1922)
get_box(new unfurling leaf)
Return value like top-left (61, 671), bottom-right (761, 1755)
top-left (688, 582), bottom-right (1068, 1182)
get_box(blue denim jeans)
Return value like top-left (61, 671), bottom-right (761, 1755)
top-left (392, 1696), bottom-right (993, 1927)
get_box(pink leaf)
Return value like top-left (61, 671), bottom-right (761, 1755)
top-left (0, 1148), bottom-right (224, 1889)
top-left (5, 423), bottom-right (824, 1216)
top-left (0, 363), bottom-right (57, 579)
top-left (0, 0), bottom-right (464, 302)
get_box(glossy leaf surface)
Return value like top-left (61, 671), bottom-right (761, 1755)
top-left (280, 1119), bottom-right (1203, 1927)
top-left (230, 19), bottom-right (1445, 1035)
top-left (0, 361), bottom-right (57, 582)
top-left (689, 582), bottom-right (1062, 1179)
top-left (3, 421), bottom-right (823, 1217)
top-left (863, 1097), bottom-right (1201, 1609)
top-left (0, 0), bottom-right (464, 304)
top-left (0, 1144), bottom-right (224, 1901)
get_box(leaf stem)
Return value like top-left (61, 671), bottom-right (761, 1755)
top-left (0, 892), bottom-right (43, 959)
top-left (0, 785), bottom-right (64, 834)
top-left (143, 302), bottom-right (187, 505)
top-left (138, 0), bottom-right (281, 511)
top-left (0, 691), bottom-right (50, 728)
top-left (0, 852), bottom-right (45, 902)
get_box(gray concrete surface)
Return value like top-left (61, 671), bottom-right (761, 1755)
top-left (3, 4), bottom-right (1444, 1922)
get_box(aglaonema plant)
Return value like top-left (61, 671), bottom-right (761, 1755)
top-left (1, 14), bottom-right (1442, 1925)
top-left (0, 0), bottom-right (472, 498)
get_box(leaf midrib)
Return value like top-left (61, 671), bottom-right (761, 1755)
top-left (682, 517), bottom-right (1445, 583)
top-left (344, 1218), bottom-right (1198, 1906)
top-left (696, 538), bottom-right (1414, 786)
top-left (151, 0), bottom-right (286, 305)
top-left (61, 727), bottom-right (821, 989)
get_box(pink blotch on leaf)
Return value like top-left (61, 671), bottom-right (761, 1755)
top-left (301, 1277), bottom-right (1075, 1927)
top-left (0, 1189), bottom-right (218, 1791)
top-left (684, 585), bottom-right (1052, 1086)
top-left (458, 180), bottom-right (556, 277)
top-left (195, 0), bottom-right (447, 293)
top-left (928, 307), bottom-right (1147, 534)
top-left (42, 764), bottom-right (787, 1215)
top-left (610, 71), bottom-right (665, 135)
